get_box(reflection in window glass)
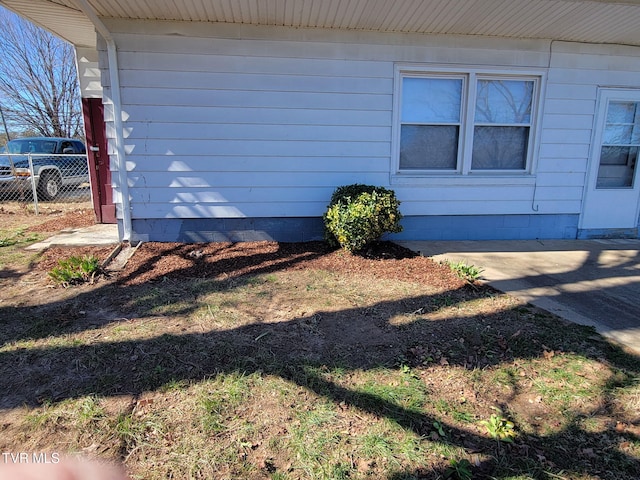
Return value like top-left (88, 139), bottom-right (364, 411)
top-left (597, 101), bottom-right (640, 188)
top-left (596, 147), bottom-right (637, 188)
top-left (471, 79), bottom-right (533, 170)
top-left (472, 127), bottom-right (529, 170)
top-left (475, 80), bottom-right (533, 124)
top-left (603, 125), bottom-right (640, 145)
top-left (607, 102), bottom-right (639, 124)
top-left (603, 102), bottom-right (640, 145)
top-left (399, 77), bottom-right (463, 170)
top-left (401, 78), bottom-right (462, 123)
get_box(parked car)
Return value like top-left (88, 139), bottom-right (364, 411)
top-left (0, 137), bottom-right (88, 200)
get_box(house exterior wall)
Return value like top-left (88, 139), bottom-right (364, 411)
top-left (76, 47), bottom-right (103, 99)
top-left (97, 20), bottom-right (640, 241)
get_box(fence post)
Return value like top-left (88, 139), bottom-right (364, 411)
top-left (27, 153), bottom-right (39, 215)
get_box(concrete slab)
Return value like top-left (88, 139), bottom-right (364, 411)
top-left (26, 223), bottom-right (120, 251)
top-left (396, 239), bottom-right (640, 356)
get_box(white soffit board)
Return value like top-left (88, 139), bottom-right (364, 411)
top-left (0, 0), bottom-right (96, 47)
top-left (3, 0), bottom-right (640, 47)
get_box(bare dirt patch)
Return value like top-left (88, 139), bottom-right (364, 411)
top-left (0, 201), bottom-right (95, 232)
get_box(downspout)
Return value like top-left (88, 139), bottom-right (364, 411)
top-left (72, 0), bottom-right (132, 241)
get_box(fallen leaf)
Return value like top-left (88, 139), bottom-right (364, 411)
top-left (136, 398), bottom-right (154, 408)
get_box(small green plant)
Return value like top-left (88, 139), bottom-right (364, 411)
top-left (48, 255), bottom-right (101, 287)
top-left (444, 458), bottom-right (473, 480)
top-left (77, 396), bottom-right (105, 424)
top-left (479, 410), bottom-right (516, 443)
top-left (323, 184), bottom-right (403, 253)
top-left (447, 260), bottom-right (483, 281)
top-left (432, 420), bottom-right (447, 438)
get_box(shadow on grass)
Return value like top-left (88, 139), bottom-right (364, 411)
top-left (0, 242), bottom-right (331, 343)
top-left (0, 241), bottom-right (639, 479)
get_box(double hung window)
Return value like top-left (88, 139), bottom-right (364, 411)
top-left (396, 68), bottom-right (540, 176)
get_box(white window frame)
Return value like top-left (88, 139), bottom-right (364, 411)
top-left (391, 65), bottom-right (545, 185)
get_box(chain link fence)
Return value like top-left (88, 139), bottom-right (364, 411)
top-left (0, 152), bottom-right (91, 212)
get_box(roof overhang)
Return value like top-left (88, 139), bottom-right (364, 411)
top-left (2, 0), bottom-right (640, 48)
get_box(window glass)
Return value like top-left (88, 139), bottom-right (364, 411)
top-left (400, 125), bottom-right (459, 169)
top-left (607, 102), bottom-right (639, 124)
top-left (604, 125), bottom-right (640, 145)
top-left (401, 77), bottom-right (462, 123)
top-left (600, 146), bottom-right (637, 166)
top-left (399, 77), bottom-right (462, 170)
top-left (596, 101), bottom-right (640, 188)
top-left (596, 147), bottom-right (637, 187)
top-left (471, 126), bottom-right (529, 170)
top-left (603, 102), bottom-right (640, 145)
top-left (475, 80), bottom-right (533, 124)
top-left (471, 79), bottom-right (533, 170)
top-left (40, 141), bottom-right (57, 153)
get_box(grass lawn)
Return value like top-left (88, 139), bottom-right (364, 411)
top-left (0, 204), bottom-right (639, 479)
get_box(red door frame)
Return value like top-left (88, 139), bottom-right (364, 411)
top-left (82, 97), bottom-right (116, 223)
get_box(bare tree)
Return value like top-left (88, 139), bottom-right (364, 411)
top-left (0, 8), bottom-right (81, 138)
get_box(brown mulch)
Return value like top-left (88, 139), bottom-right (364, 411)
top-left (114, 240), bottom-right (468, 290)
top-left (22, 208), bottom-right (467, 291)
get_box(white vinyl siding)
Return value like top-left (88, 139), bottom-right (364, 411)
top-left (537, 41), bottom-right (640, 214)
top-left (97, 20), bottom-right (640, 220)
top-left (76, 47), bottom-right (102, 99)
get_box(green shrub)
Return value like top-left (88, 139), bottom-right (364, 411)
top-left (323, 184), bottom-right (403, 253)
top-left (48, 255), bottom-right (101, 287)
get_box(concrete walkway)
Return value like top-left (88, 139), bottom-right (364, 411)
top-left (26, 223), bottom-right (120, 251)
top-left (397, 239), bottom-right (640, 355)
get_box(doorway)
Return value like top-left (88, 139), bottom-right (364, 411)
top-left (82, 97), bottom-right (115, 224)
top-left (580, 89), bottom-right (640, 236)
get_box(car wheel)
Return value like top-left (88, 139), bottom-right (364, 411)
top-left (38, 171), bottom-right (62, 201)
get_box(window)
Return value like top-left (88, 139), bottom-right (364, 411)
top-left (596, 101), bottom-right (640, 188)
top-left (396, 68), bottom-right (540, 176)
top-left (400, 77), bottom-right (463, 170)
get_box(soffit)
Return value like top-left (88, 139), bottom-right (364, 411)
top-left (2, 0), bottom-right (640, 48)
top-left (0, 0), bottom-right (97, 47)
